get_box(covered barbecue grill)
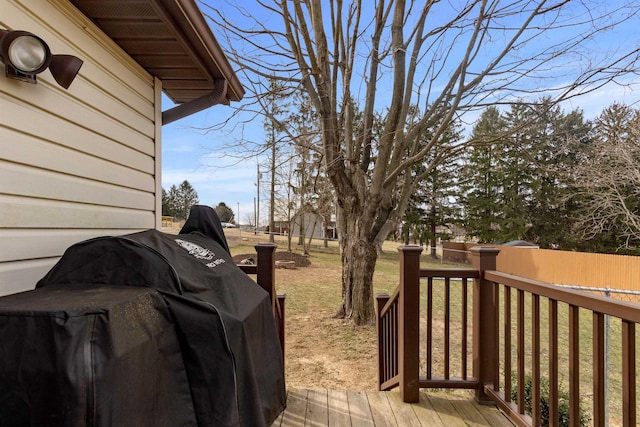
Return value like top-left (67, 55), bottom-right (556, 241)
top-left (0, 206), bottom-right (286, 426)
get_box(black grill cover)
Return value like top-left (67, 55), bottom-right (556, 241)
top-left (0, 285), bottom-right (196, 426)
top-left (0, 207), bottom-right (285, 426)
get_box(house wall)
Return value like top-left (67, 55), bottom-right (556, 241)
top-left (290, 212), bottom-right (324, 239)
top-left (0, 0), bottom-right (161, 295)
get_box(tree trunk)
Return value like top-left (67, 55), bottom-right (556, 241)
top-left (286, 209), bottom-right (293, 252)
top-left (335, 235), bottom-right (377, 326)
top-left (430, 224), bottom-right (437, 258)
top-left (297, 212), bottom-right (305, 246)
top-left (430, 205), bottom-right (437, 259)
top-left (304, 217), bottom-right (320, 254)
top-left (323, 226), bottom-right (329, 248)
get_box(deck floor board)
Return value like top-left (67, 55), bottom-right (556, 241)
top-left (272, 389), bottom-right (514, 426)
top-left (327, 390), bottom-right (351, 426)
top-left (367, 391), bottom-right (396, 427)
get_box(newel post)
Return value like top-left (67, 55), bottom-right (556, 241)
top-left (398, 245), bottom-right (423, 403)
top-left (255, 243), bottom-right (286, 364)
top-left (470, 246), bottom-right (500, 404)
top-left (255, 243), bottom-right (277, 309)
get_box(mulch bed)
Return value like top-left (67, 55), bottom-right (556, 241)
top-left (232, 251), bottom-right (312, 268)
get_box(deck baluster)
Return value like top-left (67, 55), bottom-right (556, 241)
top-left (549, 299), bottom-right (559, 427)
top-left (622, 321), bottom-right (636, 426)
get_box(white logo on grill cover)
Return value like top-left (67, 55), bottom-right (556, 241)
top-left (174, 239), bottom-right (215, 260)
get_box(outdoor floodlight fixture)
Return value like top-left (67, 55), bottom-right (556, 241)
top-left (0, 29), bottom-right (83, 89)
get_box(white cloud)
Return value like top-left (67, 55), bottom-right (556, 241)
top-left (163, 143), bottom-right (198, 153)
top-left (162, 156), bottom-right (258, 219)
top-left (161, 169), bottom-right (212, 186)
top-left (562, 81), bottom-right (640, 118)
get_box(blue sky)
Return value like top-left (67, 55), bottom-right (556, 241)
top-left (161, 101), bottom-right (261, 224)
top-left (160, 1), bottom-right (640, 225)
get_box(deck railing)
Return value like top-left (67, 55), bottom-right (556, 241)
top-left (376, 245), bottom-right (640, 427)
top-left (237, 243), bottom-right (286, 360)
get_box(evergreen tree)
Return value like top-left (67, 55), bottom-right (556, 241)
top-left (403, 109), bottom-right (462, 257)
top-left (164, 185), bottom-right (181, 218)
top-left (161, 181), bottom-right (199, 220)
top-left (460, 101), bottom-right (591, 248)
top-left (500, 102), bottom-right (535, 241)
top-left (175, 180), bottom-right (199, 220)
top-left (460, 107), bottom-right (507, 243)
top-left (401, 199), bottom-right (427, 245)
top-left (525, 102), bottom-right (591, 248)
top-left (161, 188), bottom-right (171, 216)
top-left (214, 202), bottom-right (234, 223)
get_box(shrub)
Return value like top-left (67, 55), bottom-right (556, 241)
top-left (510, 374), bottom-right (590, 427)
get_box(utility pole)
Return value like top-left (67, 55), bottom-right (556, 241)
top-left (237, 202), bottom-right (241, 239)
top-left (269, 129), bottom-right (276, 243)
top-left (257, 161), bottom-right (260, 234)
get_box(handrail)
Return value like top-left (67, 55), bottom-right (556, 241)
top-left (419, 267), bottom-right (479, 279)
top-left (378, 286), bottom-right (400, 316)
top-left (486, 270), bottom-right (638, 426)
top-left (376, 245), bottom-right (640, 427)
top-left (486, 270), bottom-right (640, 322)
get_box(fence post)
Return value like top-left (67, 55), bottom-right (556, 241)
top-left (471, 246), bottom-right (500, 404)
top-left (398, 245), bottom-right (423, 403)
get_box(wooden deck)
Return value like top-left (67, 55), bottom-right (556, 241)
top-left (271, 389), bottom-right (514, 426)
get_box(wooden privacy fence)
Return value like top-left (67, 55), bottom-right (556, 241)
top-left (442, 243), bottom-right (640, 298)
top-left (377, 246), bottom-right (640, 427)
top-left (497, 246), bottom-right (640, 295)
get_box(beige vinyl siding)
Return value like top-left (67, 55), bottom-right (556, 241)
top-left (154, 79), bottom-right (163, 229)
top-left (0, 259), bottom-right (67, 296)
top-left (0, 0), bottom-right (162, 294)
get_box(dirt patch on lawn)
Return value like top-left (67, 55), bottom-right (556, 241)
top-left (284, 310), bottom-right (379, 391)
top-left (232, 251), bottom-right (312, 268)
top-left (273, 266), bottom-right (380, 391)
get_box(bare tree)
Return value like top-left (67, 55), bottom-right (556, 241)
top-left (243, 212), bottom-right (255, 228)
top-left (273, 149), bottom-right (297, 251)
top-left (571, 103), bottom-right (640, 250)
top-left (287, 93), bottom-right (326, 252)
top-left (205, 1), bottom-right (640, 324)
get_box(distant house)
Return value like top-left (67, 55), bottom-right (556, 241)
top-left (270, 220), bottom-right (290, 236)
top-left (290, 211), bottom-right (336, 240)
top-left (0, 0), bottom-right (243, 295)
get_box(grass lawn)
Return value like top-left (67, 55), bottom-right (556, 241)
top-left (219, 229), bottom-right (640, 424)
top-left (223, 229), bottom-right (464, 390)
